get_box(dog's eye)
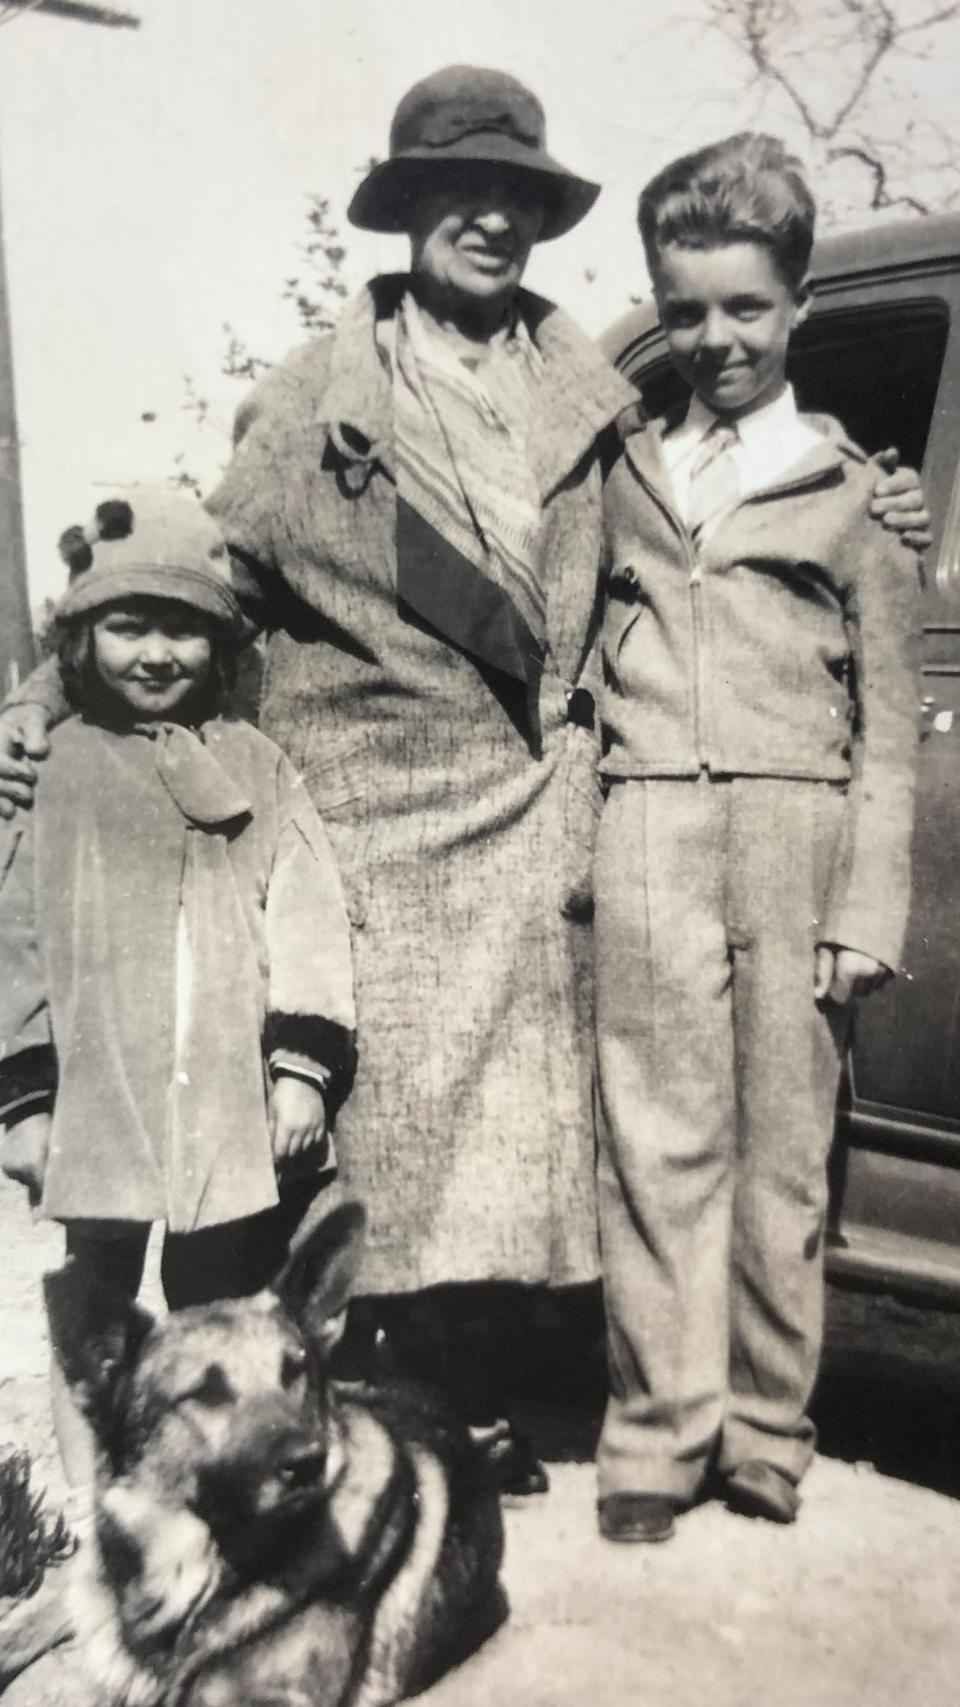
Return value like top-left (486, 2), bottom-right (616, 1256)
top-left (281, 1348), bottom-right (308, 1388)
top-left (181, 1364), bottom-right (232, 1408)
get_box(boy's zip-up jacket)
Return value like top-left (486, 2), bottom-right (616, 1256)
top-left (600, 409), bottom-right (923, 974)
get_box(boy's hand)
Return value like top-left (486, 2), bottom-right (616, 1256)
top-left (870, 448), bottom-right (931, 552)
top-left (270, 1073), bottom-right (328, 1166)
top-left (814, 945), bottom-right (890, 1006)
top-left (2, 1111), bottom-right (51, 1206)
top-left (0, 707), bottom-right (51, 820)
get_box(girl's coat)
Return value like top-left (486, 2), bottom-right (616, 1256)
top-left (0, 716), bottom-right (355, 1231)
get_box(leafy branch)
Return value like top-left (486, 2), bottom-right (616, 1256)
top-left (170, 190), bottom-right (355, 494)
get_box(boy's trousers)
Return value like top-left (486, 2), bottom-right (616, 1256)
top-left (594, 774), bottom-right (851, 1501)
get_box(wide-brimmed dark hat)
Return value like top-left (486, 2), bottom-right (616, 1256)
top-left (348, 65), bottom-right (600, 243)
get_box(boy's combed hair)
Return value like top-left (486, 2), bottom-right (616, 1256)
top-left (639, 133), bottom-right (816, 292)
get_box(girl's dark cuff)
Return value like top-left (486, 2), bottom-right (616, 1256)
top-left (0, 1045), bottom-right (57, 1124)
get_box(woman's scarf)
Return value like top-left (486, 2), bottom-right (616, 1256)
top-left (392, 292), bottom-right (546, 702)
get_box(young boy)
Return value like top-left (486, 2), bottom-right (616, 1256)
top-left (594, 134), bottom-right (921, 1543)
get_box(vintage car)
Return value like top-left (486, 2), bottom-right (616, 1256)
top-left (600, 213), bottom-right (960, 1304)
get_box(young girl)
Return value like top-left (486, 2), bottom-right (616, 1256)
top-left (0, 489), bottom-right (356, 1505)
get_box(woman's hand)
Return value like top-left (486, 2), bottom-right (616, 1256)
top-left (870, 449), bottom-right (931, 552)
top-left (0, 707), bottom-right (51, 820)
top-left (814, 944), bottom-right (890, 1006)
top-left (270, 1074), bottom-right (329, 1167)
top-left (2, 1111), bottom-right (51, 1206)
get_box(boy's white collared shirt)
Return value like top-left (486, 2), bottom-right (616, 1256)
top-left (662, 385), bottom-right (825, 525)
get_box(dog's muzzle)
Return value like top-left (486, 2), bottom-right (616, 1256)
top-left (276, 1439), bottom-right (327, 1491)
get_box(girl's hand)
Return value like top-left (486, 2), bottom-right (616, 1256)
top-left (814, 945), bottom-right (890, 1006)
top-left (2, 1111), bottom-right (51, 1206)
top-left (870, 449), bottom-right (931, 552)
top-left (269, 1074), bottom-right (328, 1165)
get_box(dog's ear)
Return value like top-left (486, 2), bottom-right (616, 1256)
top-left (277, 1200), bottom-right (366, 1352)
top-left (43, 1264), bottom-right (154, 1425)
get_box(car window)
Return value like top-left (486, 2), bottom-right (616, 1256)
top-left (788, 300), bottom-right (948, 473)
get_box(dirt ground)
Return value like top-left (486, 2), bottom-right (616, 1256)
top-left (2, 1171), bottom-right (960, 1707)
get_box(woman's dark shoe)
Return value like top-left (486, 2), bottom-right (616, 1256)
top-left (470, 1420), bottom-right (550, 1496)
top-left (597, 1492), bottom-right (676, 1543)
top-left (724, 1460), bottom-right (800, 1524)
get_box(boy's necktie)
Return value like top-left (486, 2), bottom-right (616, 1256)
top-left (688, 419), bottom-right (740, 541)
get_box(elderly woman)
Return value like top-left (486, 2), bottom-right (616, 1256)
top-left (202, 72), bottom-right (633, 1469)
top-left (0, 66), bottom-right (926, 1485)
top-left (208, 68), bottom-right (626, 1303)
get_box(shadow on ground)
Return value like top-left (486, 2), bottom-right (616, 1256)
top-left (482, 1281), bottom-right (960, 1503)
top-left (815, 1287), bottom-right (960, 1499)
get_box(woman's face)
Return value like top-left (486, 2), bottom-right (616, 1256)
top-left (407, 166), bottom-right (545, 317)
top-left (93, 598), bottom-right (215, 722)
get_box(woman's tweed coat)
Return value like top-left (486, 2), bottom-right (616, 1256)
top-left (207, 275), bottom-right (636, 1295)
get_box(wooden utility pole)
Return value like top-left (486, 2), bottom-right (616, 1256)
top-left (0, 0), bottom-right (140, 692)
top-left (0, 177), bottom-right (30, 693)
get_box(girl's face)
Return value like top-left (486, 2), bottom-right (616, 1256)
top-left (92, 599), bottom-right (215, 722)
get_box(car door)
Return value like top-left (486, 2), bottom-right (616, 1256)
top-left (800, 266), bottom-right (960, 1296)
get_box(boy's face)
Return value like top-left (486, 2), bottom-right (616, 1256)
top-left (93, 598), bottom-right (215, 722)
top-left (651, 240), bottom-right (809, 419)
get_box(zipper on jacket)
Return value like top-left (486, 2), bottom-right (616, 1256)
top-left (621, 433), bottom-right (849, 774)
top-left (688, 556), bottom-right (706, 766)
top-left (683, 460), bottom-right (844, 762)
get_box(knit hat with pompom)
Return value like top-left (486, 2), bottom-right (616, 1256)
top-left (55, 488), bottom-right (242, 635)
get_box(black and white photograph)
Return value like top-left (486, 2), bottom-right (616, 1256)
top-left (0, 2), bottom-right (958, 1702)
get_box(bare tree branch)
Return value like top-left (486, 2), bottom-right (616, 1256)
top-left (826, 0), bottom-right (895, 136)
top-left (702, 0), bottom-right (960, 219)
top-left (893, 1), bottom-right (959, 34)
top-left (827, 143), bottom-right (932, 211)
top-left (0, 0), bottom-right (138, 24)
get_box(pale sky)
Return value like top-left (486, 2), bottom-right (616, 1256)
top-left (1, 0), bottom-right (957, 602)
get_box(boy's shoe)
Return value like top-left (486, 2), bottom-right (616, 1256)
top-left (724, 1460), bottom-right (800, 1524)
top-left (597, 1492), bottom-right (676, 1543)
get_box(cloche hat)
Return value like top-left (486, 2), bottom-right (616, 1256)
top-left (55, 488), bottom-right (243, 636)
top-left (348, 64), bottom-right (600, 243)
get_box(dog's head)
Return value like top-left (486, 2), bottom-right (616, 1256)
top-left (45, 1201), bottom-right (367, 1573)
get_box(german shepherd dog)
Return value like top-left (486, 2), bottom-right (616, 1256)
top-left (42, 1202), bottom-right (507, 1707)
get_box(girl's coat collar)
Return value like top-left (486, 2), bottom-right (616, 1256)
top-left (97, 720), bottom-right (252, 828)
